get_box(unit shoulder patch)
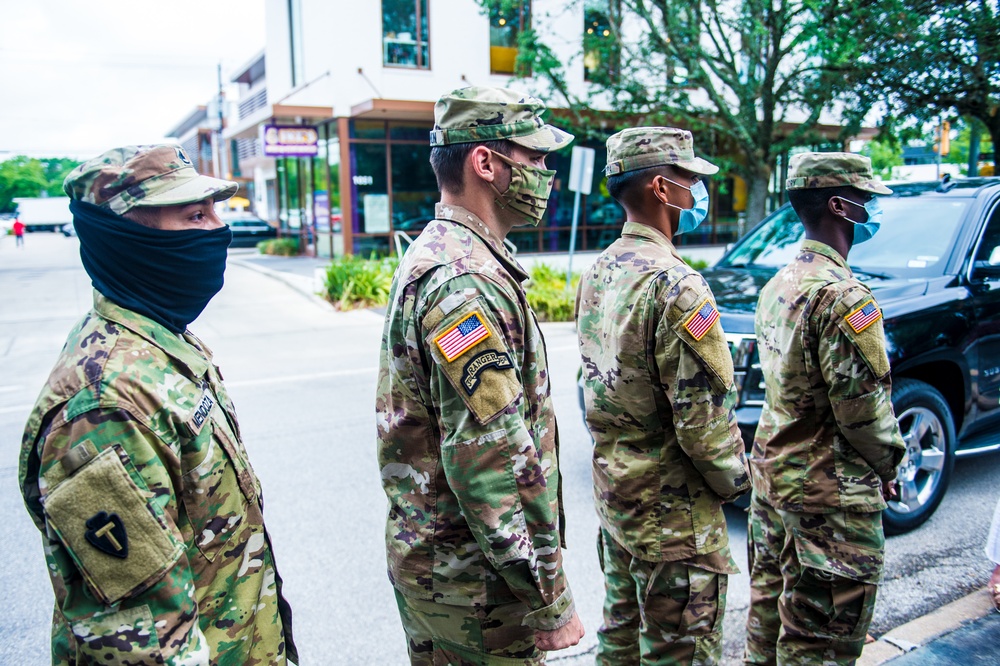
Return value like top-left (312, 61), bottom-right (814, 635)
top-left (434, 311), bottom-right (492, 362)
top-left (462, 350), bottom-right (514, 395)
top-left (85, 511), bottom-right (129, 558)
top-left (845, 299), bottom-right (882, 334)
top-left (683, 299), bottom-right (721, 341)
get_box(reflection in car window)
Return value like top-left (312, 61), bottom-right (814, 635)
top-left (719, 198), bottom-right (969, 278)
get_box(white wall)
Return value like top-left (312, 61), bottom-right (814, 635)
top-left (264, 0), bottom-right (594, 113)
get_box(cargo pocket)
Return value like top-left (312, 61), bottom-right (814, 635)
top-left (784, 528), bottom-right (881, 642)
top-left (642, 562), bottom-right (726, 666)
top-left (433, 638), bottom-right (543, 666)
top-left (73, 605), bottom-right (164, 663)
top-left (180, 421), bottom-right (252, 562)
top-left (42, 445), bottom-right (184, 605)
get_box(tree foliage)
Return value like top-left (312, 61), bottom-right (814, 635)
top-left (480, 0), bottom-right (865, 224)
top-left (837, 0), bottom-right (1000, 168)
top-left (0, 156), bottom-right (80, 213)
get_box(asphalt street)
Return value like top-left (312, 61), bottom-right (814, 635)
top-left (1, 232), bottom-right (998, 665)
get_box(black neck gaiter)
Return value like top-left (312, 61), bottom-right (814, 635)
top-left (70, 199), bottom-right (232, 334)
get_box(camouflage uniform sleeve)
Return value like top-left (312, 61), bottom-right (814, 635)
top-left (420, 275), bottom-right (574, 631)
top-left (816, 286), bottom-right (906, 481)
top-left (655, 275), bottom-right (751, 501)
top-left (37, 409), bottom-right (208, 664)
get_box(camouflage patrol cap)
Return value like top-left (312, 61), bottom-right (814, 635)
top-left (604, 127), bottom-right (719, 177)
top-left (430, 86), bottom-right (574, 152)
top-left (786, 152), bottom-right (892, 195)
top-left (63, 145), bottom-right (239, 216)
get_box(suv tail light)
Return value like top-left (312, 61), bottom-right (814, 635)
top-left (726, 333), bottom-right (766, 406)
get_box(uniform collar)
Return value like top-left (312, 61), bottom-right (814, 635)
top-left (621, 221), bottom-right (679, 250)
top-left (800, 239), bottom-right (850, 271)
top-left (94, 290), bottom-right (211, 378)
top-left (434, 202), bottom-right (529, 282)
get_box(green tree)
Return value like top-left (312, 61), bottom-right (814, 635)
top-left (0, 156), bottom-right (82, 214)
top-left (838, 0), bottom-right (1000, 171)
top-left (480, 0), bottom-right (866, 225)
top-left (861, 138), bottom-right (904, 180)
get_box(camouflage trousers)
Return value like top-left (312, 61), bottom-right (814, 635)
top-left (393, 589), bottom-right (544, 665)
top-left (597, 528), bottom-right (728, 666)
top-left (744, 493), bottom-right (884, 665)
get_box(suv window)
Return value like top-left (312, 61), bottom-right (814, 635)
top-left (972, 201), bottom-right (1000, 274)
top-left (721, 196), bottom-right (970, 278)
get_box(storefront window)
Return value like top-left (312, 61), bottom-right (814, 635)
top-left (351, 143), bottom-right (389, 236)
top-left (391, 143), bottom-right (437, 235)
top-left (489, 1), bottom-right (530, 75)
top-left (382, 0), bottom-right (430, 69)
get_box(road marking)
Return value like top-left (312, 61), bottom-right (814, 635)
top-left (226, 367), bottom-right (377, 389)
top-left (0, 385), bottom-right (23, 393)
top-left (0, 404), bottom-right (33, 415)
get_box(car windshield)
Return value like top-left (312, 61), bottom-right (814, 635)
top-left (719, 196), bottom-right (970, 278)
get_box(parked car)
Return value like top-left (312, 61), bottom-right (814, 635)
top-left (221, 210), bottom-right (277, 247)
top-left (61, 222), bottom-right (76, 237)
top-left (703, 177), bottom-right (1000, 534)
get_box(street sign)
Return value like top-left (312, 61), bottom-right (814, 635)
top-left (568, 146), bottom-right (595, 195)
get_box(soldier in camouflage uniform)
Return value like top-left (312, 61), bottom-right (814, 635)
top-left (577, 127), bottom-right (752, 665)
top-left (375, 86), bottom-right (584, 664)
top-left (19, 145), bottom-right (296, 665)
top-left (744, 153), bottom-right (906, 665)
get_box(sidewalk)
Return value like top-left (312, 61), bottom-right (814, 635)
top-left (860, 587), bottom-right (997, 665)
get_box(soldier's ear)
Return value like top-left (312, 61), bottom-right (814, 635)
top-left (828, 195), bottom-right (849, 218)
top-left (469, 146), bottom-right (499, 184)
top-left (650, 174), bottom-right (670, 206)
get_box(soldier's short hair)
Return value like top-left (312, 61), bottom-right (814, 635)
top-left (430, 139), bottom-right (513, 194)
top-left (606, 164), bottom-right (679, 205)
top-left (787, 185), bottom-right (861, 225)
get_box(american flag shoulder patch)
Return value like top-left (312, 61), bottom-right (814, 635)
top-left (683, 299), bottom-right (720, 341)
top-left (845, 299), bottom-right (882, 334)
top-left (434, 311), bottom-right (492, 362)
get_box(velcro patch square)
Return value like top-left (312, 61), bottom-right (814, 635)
top-left (846, 300), bottom-right (882, 333)
top-left (684, 299), bottom-right (720, 341)
top-left (435, 312), bottom-right (491, 362)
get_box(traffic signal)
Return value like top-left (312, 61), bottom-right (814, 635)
top-left (934, 121), bottom-right (951, 156)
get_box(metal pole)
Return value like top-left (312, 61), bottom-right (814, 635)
top-left (566, 189), bottom-right (582, 291)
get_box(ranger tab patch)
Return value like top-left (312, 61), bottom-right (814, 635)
top-left (846, 300), bottom-right (882, 333)
top-left (462, 350), bottom-right (514, 395)
top-left (684, 299), bottom-right (720, 341)
top-left (435, 312), bottom-right (491, 362)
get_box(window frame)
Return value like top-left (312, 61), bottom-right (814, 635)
top-left (381, 0), bottom-right (431, 71)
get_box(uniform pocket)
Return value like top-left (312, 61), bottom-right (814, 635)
top-left (784, 528), bottom-right (881, 641)
top-left (180, 422), bottom-right (251, 562)
top-left (73, 605), bottom-right (165, 663)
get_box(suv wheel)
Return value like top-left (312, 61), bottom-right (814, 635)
top-left (884, 378), bottom-right (957, 535)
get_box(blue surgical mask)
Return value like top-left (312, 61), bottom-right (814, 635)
top-left (663, 178), bottom-right (710, 234)
top-left (842, 196), bottom-right (882, 244)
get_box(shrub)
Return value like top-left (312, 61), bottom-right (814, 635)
top-left (257, 238), bottom-right (300, 256)
top-left (324, 254), bottom-right (399, 310)
top-left (684, 257), bottom-right (709, 271)
top-left (525, 263), bottom-right (579, 323)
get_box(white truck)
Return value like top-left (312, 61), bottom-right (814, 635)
top-left (13, 196), bottom-right (73, 232)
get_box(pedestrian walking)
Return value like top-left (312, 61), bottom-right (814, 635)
top-left (744, 152), bottom-right (905, 665)
top-left (375, 86), bottom-right (584, 664)
top-left (576, 127), bottom-right (751, 665)
top-left (13, 216), bottom-right (25, 247)
top-left (18, 145), bottom-right (296, 665)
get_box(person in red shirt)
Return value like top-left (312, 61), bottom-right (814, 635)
top-left (12, 217), bottom-right (25, 248)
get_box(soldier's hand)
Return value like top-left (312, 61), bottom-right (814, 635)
top-left (882, 479), bottom-right (898, 502)
top-left (534, 611), bottom-right (584, 652)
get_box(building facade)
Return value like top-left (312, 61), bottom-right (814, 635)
top-left (224, 0), bottom-right (749, 257)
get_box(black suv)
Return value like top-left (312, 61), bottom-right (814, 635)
top-left (704, 177), bottom-right (1000, 534)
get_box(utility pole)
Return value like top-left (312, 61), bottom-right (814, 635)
top-left (216, 62), bottom-right (227, 180)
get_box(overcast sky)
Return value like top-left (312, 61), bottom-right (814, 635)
top-left (0, 0), bottom-right (265, 160)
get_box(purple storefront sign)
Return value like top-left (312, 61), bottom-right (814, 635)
top-left (261, 124), bottom-right (319, 157)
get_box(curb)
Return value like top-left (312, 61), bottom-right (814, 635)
top-left (228, 257), bottom-right (334, 311)
top-left (858, 587), bottom-right (994, 665)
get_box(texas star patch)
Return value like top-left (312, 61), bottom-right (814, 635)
top-left (435, 312), bottom-right (491, 362)
top-left (845, 299), bottom-right (882, 333)
top-left (683, 299), bottom-right (720, 341)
